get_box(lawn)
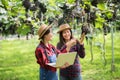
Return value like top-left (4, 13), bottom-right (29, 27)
top-left (0, 32), bottom-right (120, 80)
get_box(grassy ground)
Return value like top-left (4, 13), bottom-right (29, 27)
top-left (0, 32), bottom-right (120, 80)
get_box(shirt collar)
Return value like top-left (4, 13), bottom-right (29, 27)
top-left (40, 41), bottom-right (52, 50)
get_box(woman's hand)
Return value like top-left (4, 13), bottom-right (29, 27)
top-left (60, 62), bottom-right (70, 68)
top-left (79, 33), bottom-right (85, 45)
top-left (66, 39), bottom-right (77, 52)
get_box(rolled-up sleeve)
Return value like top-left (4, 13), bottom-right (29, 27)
top-left (35, 48), bottom-right (48, 66)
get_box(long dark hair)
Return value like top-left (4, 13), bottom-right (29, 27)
top-left (41, 29), bottom-right (50, 40)
top-left (57, 29), bottom-right (73, 49)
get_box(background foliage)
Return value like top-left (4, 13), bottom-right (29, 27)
top-left (0, 0), bottom-right (120, 37)
top-left (0, 0), bottom-right (120, 80)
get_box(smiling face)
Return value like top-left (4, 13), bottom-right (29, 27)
top-left (62, 29), bottom-right (71, 42)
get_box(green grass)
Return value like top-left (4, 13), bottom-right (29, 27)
top-left (0, 38), bottom-right (39, 80)
top-left (0, 32), bottom-right (120, 80)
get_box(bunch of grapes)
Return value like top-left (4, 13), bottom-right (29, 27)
top-left (112, 0), bottom-right (120, 4)
top-left (38, 2), bottom-right (47, 14)
top-left (59, 3), bottom-right (73, 16)
top-left (2, 24), bottom-right (17, 35)
top-left (47, 17), bottom-right (55, 24)
top-left (22, 0), bottom-right (31, 12)
top-left (81, 23), bottom-right (91, 35)
top-left (84, 4), bottom-right (90, 13)
top-left (58, 3), bottom-right (73, 25)
top-left (23, 0), bottom-right (47, 15)
top-left (87, 12), bottom-right (96, 23)
top-left (91, 0), bottom-right (98, 7)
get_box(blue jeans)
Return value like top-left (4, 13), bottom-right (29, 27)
top-left (40, 68), bottom-right (58, 80)
top-left (60, 75), bottom-right (82, 80)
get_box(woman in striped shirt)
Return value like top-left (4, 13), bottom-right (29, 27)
top-left (57, 23), bottom-right (86, 80)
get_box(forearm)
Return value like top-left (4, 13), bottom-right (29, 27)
top-left (76, 43), bottom-right (85, 58)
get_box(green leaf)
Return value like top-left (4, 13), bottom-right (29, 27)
top-left (17, 24), bottom-right (30, 35)
top-left (95, 21), bottom-right (103, 28)
top-left (1, 0), bottom-right (9, 10)
top-left (95, 14), bottom-right (105, 28)
top-left (97, 3), bottom-right (106, 11)
top-left (106, 11), bottom-right (113, 19)
top-left (67, 0), bottom-right (74, 4)
top-left (48, 0), bottom-right (56, 6)
top-left (96, 15), bottom-right (105, 23)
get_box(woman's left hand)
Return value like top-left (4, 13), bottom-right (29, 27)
top-left (66, 39), bottom-right (77, 52)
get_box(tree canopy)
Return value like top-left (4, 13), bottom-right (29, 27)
top-left (0, 0), bottom-right (120, 36)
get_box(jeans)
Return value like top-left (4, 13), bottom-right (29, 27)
top-left (60, 75), bottom-right (82, 80)
top-left (40, 68), bottom-right (58, 80)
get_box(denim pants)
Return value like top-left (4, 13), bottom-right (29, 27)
top-left (39, 53), bottom-right (58, 80)
top-left (40, 68), bottom-right (58, 80)
top-left (60, 75), bottom-right (82, 80)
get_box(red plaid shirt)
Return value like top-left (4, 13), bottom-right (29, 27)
top-left (35, 41), bottom-right (67, 72)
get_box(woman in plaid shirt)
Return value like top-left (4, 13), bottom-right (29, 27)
top-left (35, 24), bottom-right (76, 80)
top-left (57, 23), bottom-right (86, 80)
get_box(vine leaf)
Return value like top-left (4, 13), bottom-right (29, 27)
top-left (95, 15), bottom-right (105, 28)
top-left (97, 3), bottom-right (106, 11)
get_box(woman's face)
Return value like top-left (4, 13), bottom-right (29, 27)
top-left (44, 29), bottom-right (53, 41)
top-left (62, 29), bottom-right (71, 41)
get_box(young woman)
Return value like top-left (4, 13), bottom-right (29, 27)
top-left (57, 23), bottom-right (85, 80)
top-left (35, 24), bottom-right (76, 80)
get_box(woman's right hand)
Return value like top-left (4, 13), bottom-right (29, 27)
top-left (60, 62), bottom-right (70, 68)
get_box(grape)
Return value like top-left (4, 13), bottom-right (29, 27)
top-left (84, 4), bottom-right (90, 13)
top-left (87, 12), bottom-right (96, 23)
top-left (22, 0), bottom-right (31, 12)
top-left (30, 5), bottom-right (37, 11)
top-left (91, 0), bottom-right (98, 7)
top-left (48, 17), bottom-right (55, 24)
top-left (81, 23), bottom-right (91, 35)
top-left (39, 2), bottom-right (47, 14)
